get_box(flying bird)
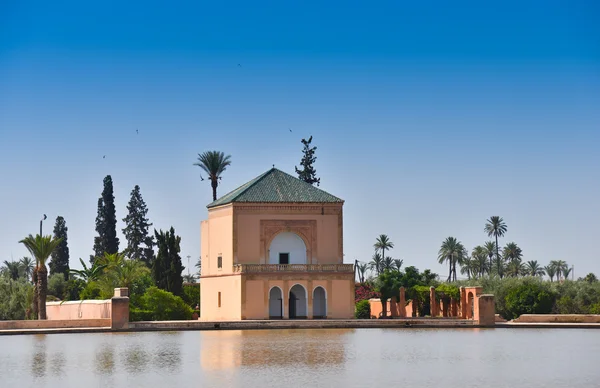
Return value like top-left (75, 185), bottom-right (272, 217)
top-left (237, 64), bottom-right (242, 67)
top-left (136, 129), bottom-right (139, 134)
top-left (289, 128), bottom-right (292, 132)
top-left (103, 155), bottom-right (106, 159)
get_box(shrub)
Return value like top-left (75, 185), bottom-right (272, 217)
top-left (590, 303), bottom-right (600, 314)
top-left (138, 286), bottom-right (193, 321)
top-left (79, 281), bottom-right (102, 300)
top-left (0, 277), bottom-right (34, 320)
top-left (48, 273), bottom-right (67, 300)
top-left (504, 281), bottom-right (555, 320)
top-left (355, 283), bottom-right (380, 303)
top-left (130, 307), bottom-right (153, 322)
top-left (65, 278), bottom-right (85, 301)
top-left (355, 299), bottom-right (371, 319)
top-left (182, 283), bottom-right (200, 309)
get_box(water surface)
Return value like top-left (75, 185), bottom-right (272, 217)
top-left (1, 328), bottom-right (598, 387)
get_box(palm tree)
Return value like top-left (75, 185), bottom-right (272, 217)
top-left (460, 257), bottom-right (478, 280)
top-left (115, 259), bottom-right (150, 289)
top-left (19, 234), bottom-right (63, 320)
top-left (193, 151), bottom-right (232, 201)
top-left (484, 217), bottom-right (507, 277)
top-left (69, 258), bottom-right (107, 282)
top-left (503, 242), bottom-right (522, 263)
top-left (471, 246), bottom-right (489, 277)
top-left (183, 274), bottom-right (197, 283)
top-left (526, 260), bottom-right (545, 277)
top-left (506, 260), bottom-right (526, 277)
top-left (563, 266), bottom-right (572, 281)
top-left (2, 260), bottom-right (21, 280)
top-left (393, 259), bottom-right (403, 272)
top-left (381, 256), bottom-right (394, 272)
top-left (545, 265), bottom-right (556, 282)
top-left (369, 253), bottom-right (383, 276)
top-left (357, 262), bottom-right (368, 283)
top-left (438, 237), bottom-right (464, 282)
top-left (373, 235), bottom-right (394, 266)
top-left (195, 257), bottom-right (202, 276)
top-left (19, 257), bottom-right (34, 282)
top-left (550, 260), bottom-right (567, 281)
top-left (483, 241), bottom-right (496, 275)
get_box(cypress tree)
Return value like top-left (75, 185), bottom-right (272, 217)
top-left (49, 216), bottom-right (70, 279)
top-left (295, 135), bottom-right (321, 186)
top-left (122, 185), bottom-right (155, 266)
top-left (152, 227), bottom-right (183, 296)
top-left (91, 175), bottom-right (119, 262)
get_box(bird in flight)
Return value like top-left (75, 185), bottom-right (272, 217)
top-left (103, 155), bottom-right (106, 159)
top-left (136, 128), bottom-right (139, 134)
top-left (237, 63), bottom-right (242, 67)
top-left (289, 128), bottom-right (292, 132)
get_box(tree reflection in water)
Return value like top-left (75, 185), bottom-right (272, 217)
top-left (95, 343), bottom-right (115, 375)
top-left (123, 345), bottom-right (149, 374)
top-left (151, 332), bottom-right (182, 374)
top-left (31, 335), bottom-right (47, 378)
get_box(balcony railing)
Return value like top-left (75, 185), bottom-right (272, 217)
top-left (232, 264), bottom-right (354, 274)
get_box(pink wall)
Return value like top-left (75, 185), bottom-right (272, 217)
top-left (46, 300), bottom-right (111, 320)
top-left (201, 206), bottom-right (234, 277)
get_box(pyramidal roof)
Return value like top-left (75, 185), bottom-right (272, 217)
top-left (207, 168), bottom-right (343, 208)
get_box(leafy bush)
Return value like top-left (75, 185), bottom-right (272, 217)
top-left (355, 283), bottom-right (379, 302)
top-left (65, 278), bottom-right (85, 301)
top-left (136, 286), bottom-right (193, 321)
top-left (504, 281), bottom-right (555, 319)
top-left (355, 300), bottom-right (371, 319)
top-left (48, 273), bottom-right (67, 300)
top-left (79, 281), bottom-right (102, 300)
top-left (590, 303), bottom-right (600, 314)
top-left (130, 307), bottom-right (153, 321)
top-left (0, 277), bottom-right (34, 320)
top-left (182, 283), bottom-right (200, 309)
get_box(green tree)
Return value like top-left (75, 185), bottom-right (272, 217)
top-left (374, 234), bottom-right (394, 267)
top-left (484, 216), bottom-right (508, 277)
top-left (152, 227), bottom-right (184, 296)
top-left (19, 256), bottom-right (34, 282)
top-left (47, 273), bottom-right (67, 299)
top-left (357, 262), bottom-right (368, 283)
top-left (438, 237), bottom-right (464, 282)
top-left (504, 281), bottom-right (554, 319)
top-left (194, 150), bottom-right (232, 201)
top-left (583, 273), bottom-right (598, 283)
top-left (545, 264), bottom-right (556, 282)
top-left (49, 216), bottom-right (70, 279)
top-left (503, 242), bottom-right (522, 263)
top-left (471, 246), bottom-right (489, 277)
top-left (19, 234), bottom-right (63, 320)
top-left (294, 136), bottom-right (321, 186)
top-left (69, 258), bottom-right (107, 282)
top-left (393, 259), bottom-right (404, 272)
top-left (483, 241), bottom-right (496, 275)
top-left (0, 277), bottom-right (34, 320)
top-left (368, 252), bottom-right (383, 276)
top-left (375, 270), bottom-right (400, 318)
top-left (91, 175), bottom-right (119, 263)
top-left (2, 260), bottom-right (21, 280)
top-left (526, 260), bottom-right (545, 277)
top-left (122, 185), bottom-right (155, 266)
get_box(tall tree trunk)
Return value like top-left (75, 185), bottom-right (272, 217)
top-left (447, 258), bottom-right (452, 282)
top-left (211, 178), bottom-right (218, 201)
top-left (495, 235), bottom-right (501, 278)
top-left (380, 297), bottom-right (387, 318)
top-left (489, 255), bottom-right (493, 275)
top-left (37, 265), bottom-right (48, 320)
top-left (32, 266), bottom-right (39, 319)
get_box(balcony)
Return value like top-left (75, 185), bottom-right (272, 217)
top-left (232, 264), bottom-right (354, 274)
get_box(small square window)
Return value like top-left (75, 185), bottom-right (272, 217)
top-left (217, 256), bottom-right (222, 269)
top-left (218, 292), bottom-right (221, 308)
top-left (279, 253), bottom-right (289, 265)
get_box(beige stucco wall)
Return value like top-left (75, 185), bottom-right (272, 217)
top-left (201, 205), bottom-right (233, 276)
top-left (200, 275), bottom-right (242, 321)
top-left (234, 203), bottom-right (343, 265)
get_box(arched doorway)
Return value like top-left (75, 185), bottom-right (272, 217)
top-left (313, 287), bottom-right (327, 319)
top-left (269, 232), bottom-right (307, 265)
top-left (289, 284), bottom-right (307, 319)
top-left (467, 292), bottom-right (474, 319)
top-left (269, 287), bottom-right (283, 319)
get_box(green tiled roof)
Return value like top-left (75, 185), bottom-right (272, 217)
top-left (207, 168), bottom-right (343, 208)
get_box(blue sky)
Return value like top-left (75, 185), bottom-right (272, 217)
top-left (1, 1), bottom-right (599, 278)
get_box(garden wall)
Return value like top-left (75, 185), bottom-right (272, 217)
top-left (46, 300), bottom-right (111, 320)
top-left (513, 314), bottom-right (600, 323)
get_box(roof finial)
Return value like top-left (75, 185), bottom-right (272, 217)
top-left (272, 164), bottom-right (275, 168)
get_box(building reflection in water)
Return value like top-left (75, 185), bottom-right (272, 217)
top-left (151, 332), bottom-right (183, 374)
top-left (31, 335), bottom-right (47, 378)
top-left (200, 329), bottom-right (353, 371)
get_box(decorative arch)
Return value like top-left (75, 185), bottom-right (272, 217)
top-left (312, 286), bottom-right (327, 318)
top-left (269, 286), bottom-right (283, 319)
top-left (260, 220), bottom-right (317, 264)
top-left (268, 231), bottom-right (307, 264)
top-left (288, 284), bottom-right (308, 319)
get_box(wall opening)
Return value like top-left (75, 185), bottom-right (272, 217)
top-left (289, 284), bottom-right (307, 319)
top-left (269, 287), bottom-right (283, 319)
top-left (313, 286), bottom-right (327, 318)
top-left (269, 232), bottom-right (307, 264)
top-left (218, 292), bottom-right (221, 308)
